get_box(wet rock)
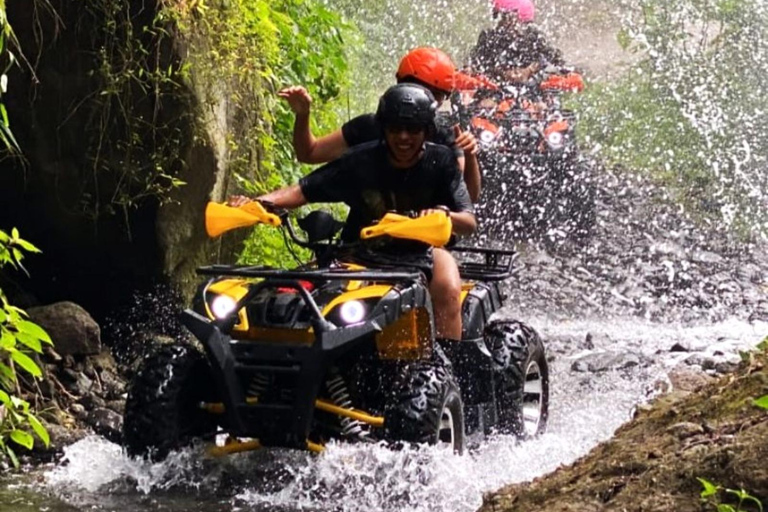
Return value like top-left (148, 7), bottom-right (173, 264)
top-left (692, 250), bottom-right (724, 265)
top-left (70, 403), bottom-right (87, 420)
top-left (27, 301), bottom-right (101, 356)
top-left (99, 369), bottom-right (126, 400)
top-left (669, 338), bottom-right (710, 353)
top-left (106, 400), bottom-right (126, 415)
top-left (650, 241), bottom-right (686, 259)
top-left (44, 423), bottom-right (88, 453)
top-left (668, 367), bottom-right (713, 392)
top-left (683, 354), bottom-right (717, 370)
top-left (90, 351), bottom-right (118, 373)
top-left (61, 369), bottom-right (93, 397)
top-left (79, 394), bottom-right (106, 410)
top-left (666, 422), bottom-right (704, 439)
top-left (715, 360), bottom-right (740, 374)
top-left (571, 351), bottom-right (648, 373)
top-left (87, 408), bottom-right (123, 443)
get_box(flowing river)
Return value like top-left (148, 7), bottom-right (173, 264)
top-left (3, 313), bottom-right (765, 512)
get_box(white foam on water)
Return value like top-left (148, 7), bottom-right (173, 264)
top-left (39, 317), bottom-right (767, 511)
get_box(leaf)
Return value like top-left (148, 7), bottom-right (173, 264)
top-left (0, 389), bottom-right (9, 406)
top-left (0, 362), bottom-right (15, 385)
top-left (10, 350), bottom-right (42, 378)
top-left (5, 445), bottom-right (19, 468)
top-left (0, 329), bottom-right (15, 349)
top-left (14, 239), bottom-right (41, 254)
top-left (9, 429), bottom-right (34, 450)
top-left (753, 395), bottom-right (768, 411)
top-left (26, 414), bottom-right (49, 448)
top-left (16, 320), bottom-right (51, 345)
top-left (14, 334), bottom-right (41, 356)
top-left (698, 477), bottom-right (719, 498)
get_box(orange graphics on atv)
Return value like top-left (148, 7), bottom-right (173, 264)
top-left (454, 68), bottom-right (595, 244)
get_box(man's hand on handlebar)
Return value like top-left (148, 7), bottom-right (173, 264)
top-left (226, 195), bottom-right (252, 208)
top-left (419, 206), bottom-right (450, 217)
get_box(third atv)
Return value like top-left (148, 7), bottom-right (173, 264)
top-left (123, 202), bottom-right (549, 459)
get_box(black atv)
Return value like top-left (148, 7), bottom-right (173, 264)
top-left (122, 204), bottom-right (549, 460)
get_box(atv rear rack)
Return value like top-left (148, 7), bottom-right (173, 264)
top-left (451, 246), bottom-right (517, 281)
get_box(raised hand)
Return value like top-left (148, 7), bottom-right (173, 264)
top-left (453, 125), bottom-right (478, 156)
top-left (277, 86), bottom-right (312, 115)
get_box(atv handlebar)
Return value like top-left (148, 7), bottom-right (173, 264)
top-left (206, 202), bottom-right (453, 248)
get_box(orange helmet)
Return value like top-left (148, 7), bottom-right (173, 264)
top-left (396, 47), bottom-right (457, 94)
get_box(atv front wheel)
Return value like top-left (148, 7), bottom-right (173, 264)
top-left (123, 343), bottom-right (218, 460)
top-left (384, 362), bottom-right (466, 453)
top-left (488, 321), bottom-right (549, 438)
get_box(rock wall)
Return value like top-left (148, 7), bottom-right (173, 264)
top-left (0, 1), bottom-right (245, 317)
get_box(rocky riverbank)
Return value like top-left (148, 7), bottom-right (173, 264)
top-left (480, 349), bottom-right (768, 512)
top-left (505, 165), bottom-right (768, 325)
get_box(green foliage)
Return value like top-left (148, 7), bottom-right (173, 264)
top-left (698, 478), bottom-right (764, 512)
top-left (0, 0), bottom-right (19, 151)
top-left (74, 0), bottom-right (191, 220)
top-left (754, 395), bottom-right (768, 410)
top-left (177, 0), bottom-right (352, 267)
top-left (0, 230), bottom-right (51, 467)
top-left (576, 0), bottom-right (768, 238)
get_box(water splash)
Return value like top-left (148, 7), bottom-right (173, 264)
top-left (38, 313), bottom-right (768, 512)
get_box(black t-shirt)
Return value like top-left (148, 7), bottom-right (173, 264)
top-left (341, 113), bottom-right (464, 159)
top-left (299, 141), bottom-right (474, 242)
top-left (469, 24), bottom-right (565, 79)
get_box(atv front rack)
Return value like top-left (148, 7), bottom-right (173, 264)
top-left (197, 264), bottom-right (423, 282)
top-left (452, 246), bottom-right (517, 281)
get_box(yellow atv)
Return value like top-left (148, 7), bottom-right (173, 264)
top-left (122, 203), bottom-right (549, 460)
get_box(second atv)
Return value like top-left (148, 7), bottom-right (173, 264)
top-left (122, 202), bottom-right (549, 459)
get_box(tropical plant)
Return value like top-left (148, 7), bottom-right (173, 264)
top-left (699, 478), bottom-right (764, 512)
top-left (0, 0), bottom-right (20, 151)
top-left (0, 229), bottom-right (51, 467)
top-left (176, 0), bottom-right (354, 266)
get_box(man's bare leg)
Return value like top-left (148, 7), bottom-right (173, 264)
top-left (430, 248), bottom-right (463, 340)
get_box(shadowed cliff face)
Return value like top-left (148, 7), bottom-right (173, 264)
top-left (0, 1), bottom-right (242, 318)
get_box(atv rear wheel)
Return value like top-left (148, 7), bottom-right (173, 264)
top-left (488, 321), bottom-right (549, 438)
top-left (384, 362), bottom-right (466, 453)
top-left (123, 343), bottom-right (218, 460)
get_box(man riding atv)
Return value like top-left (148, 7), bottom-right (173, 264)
top-left (231, 83), bottom-right (476, 342)
top-left (279, 47), bottom-right (482, 203)
top-left (468, 0), bottom-right (565, 85)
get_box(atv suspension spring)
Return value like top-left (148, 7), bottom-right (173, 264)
top-left (247, 372), bottom-right (270, 401)
top-left (326, 373), bottom-right (370, 440)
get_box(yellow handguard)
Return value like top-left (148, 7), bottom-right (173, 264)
top-left (360, 212), bottom-right (452, 247)
top-left (205, 201), bottom-right (282, 238)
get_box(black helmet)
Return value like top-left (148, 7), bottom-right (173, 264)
top-left (375, 83), bottom-right (437, 128)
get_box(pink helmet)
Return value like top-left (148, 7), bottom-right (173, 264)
top-left (493, 0), bottom-right (535, 22)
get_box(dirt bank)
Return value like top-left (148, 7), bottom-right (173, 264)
top-left (480, 350), bottom-right (768, 512)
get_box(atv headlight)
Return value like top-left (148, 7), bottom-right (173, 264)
top-left (480, 130), bottom-right (497, 145)
top-left (210, 295), bottom-right (238, 319)
top-left (339, 300), bottom-right (366, 325)
top-left (546, 131), bottom-right (565, 149)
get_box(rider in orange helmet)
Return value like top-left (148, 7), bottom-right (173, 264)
top-left (278, 47), bottom-right (481, 203)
